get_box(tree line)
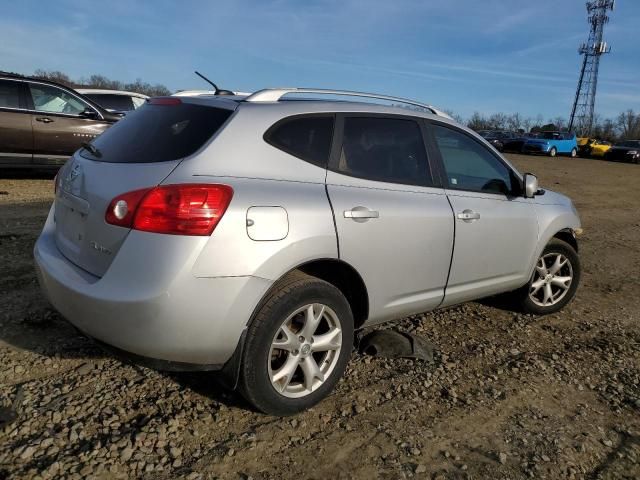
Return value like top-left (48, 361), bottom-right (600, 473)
top-left (461, 110), bottom-right (640, 142)
top-left (33, 69), bottom-right (171, 97)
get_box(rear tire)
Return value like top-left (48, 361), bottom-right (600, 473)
top-left (239, 272), bottom-right (354, 416)
top-left (513, 238), bottom-right (581, 315)
top-left (549, 147), bottom-right (557, 157)
top-left (570, 147), bottom-right (577, 158)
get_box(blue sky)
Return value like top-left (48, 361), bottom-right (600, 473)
top-left (2, 0), bottom-right (638, 120)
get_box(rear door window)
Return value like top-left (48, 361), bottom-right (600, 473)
top-left (337, 116), bottom-right (432, 186)
top-left (80, 102), bottom-right (232, 163)
top-left (265, 115), bottom-right (334, 167)
top-left (0, 80), bottom-right (22, 109)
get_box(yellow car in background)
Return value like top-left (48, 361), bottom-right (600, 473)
top-left (577, 137), bottom-right (612, 158)
top-left (577, 137), bottom-right (595, 157)
top-left (589, 140), bottom-right (612, 158)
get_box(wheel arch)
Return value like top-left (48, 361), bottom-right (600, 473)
top-left (527, 214), bottom-right (580, 281)
top-left (295, 259), bottom-right (369, 329)
top-left (220, 258), bottom-right (369, 389)
top-left (553, 228), bottom-right (578, 252)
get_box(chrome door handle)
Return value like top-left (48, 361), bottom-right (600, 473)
top-left (344, 207), bottom-right (379, 219)
top-left (456, 209), bottom-right (480, 222)
top-left (35, 117), bottom-right (53, 123)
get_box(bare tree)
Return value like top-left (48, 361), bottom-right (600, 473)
top-left (467, 112), bottom-right (492, 131)
top-left (443, 109), bottom-right (464, 124)
top-left (32, 69), bottom-right (170, 97)
top-left (552, 116), bottom-right (567, 131)
top-left (506, 112), bottom-right (522, 131)
top-left (33, 69), bottom-right (74, 87)
top-left (617, 110), bottom-right (640, 140)
top-left (489, 113), bottom-right (507, 130)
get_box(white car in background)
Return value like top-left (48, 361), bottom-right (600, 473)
top-left (172, 89), bottom-right (252, 97)
top-left (76, 89), bottom-right (148, 114)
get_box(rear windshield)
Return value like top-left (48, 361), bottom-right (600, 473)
top-left (85, 93), bottom-right (135, 112)
top-left (80, 103), bottom-right (233, 163)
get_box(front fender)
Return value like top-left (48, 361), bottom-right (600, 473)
top-left (528, 203), bottom-right (581, 277)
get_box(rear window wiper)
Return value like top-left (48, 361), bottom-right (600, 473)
top-left (81, 142), bottom-right (102, 158)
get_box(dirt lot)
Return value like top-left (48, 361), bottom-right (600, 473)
top-left (0, 154), bottom-right (639, 480)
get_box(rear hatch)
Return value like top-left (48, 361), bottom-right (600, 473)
top-left (53, 98), bottom-right (234, 277)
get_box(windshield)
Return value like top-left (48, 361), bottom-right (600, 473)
top-left (80, 102), bottom-right (232, 163)
top-left (541, 132), bottom-right (560, 139)
top-left (618, 140), bottom-right (640, 148)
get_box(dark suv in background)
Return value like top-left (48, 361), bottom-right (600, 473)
top-left (0, 73), bottom-right (120, 169)
top-left (478, 130), bottom-right (524, 152)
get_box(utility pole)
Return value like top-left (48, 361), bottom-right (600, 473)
top-left (568, 0), bottom-right (615, 136)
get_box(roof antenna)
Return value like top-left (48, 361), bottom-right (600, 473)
top-left (194, 71), bottom-right (234, 95)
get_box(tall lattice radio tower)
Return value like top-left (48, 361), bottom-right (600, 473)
top-left (568, 0), bottom-right (615, 136)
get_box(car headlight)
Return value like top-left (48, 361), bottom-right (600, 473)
top-left (626, 150), bottom-right (637, 155)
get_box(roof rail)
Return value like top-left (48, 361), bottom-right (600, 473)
top-left (244, 88), bottom-right (450, 118)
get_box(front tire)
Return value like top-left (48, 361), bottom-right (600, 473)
top-left (549, 147), bottom-right (557, 157)
top-left (239, 272), bottom-right (354, 416)
top-left (515, 238), bottom-right (581, 315)
top-left (570, 147), bottom-right (577, 158)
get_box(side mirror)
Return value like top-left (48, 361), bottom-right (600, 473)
top-left (523, 173), bottom-right (538, 198)
top-left (80, 108), bottom-right (99, 119)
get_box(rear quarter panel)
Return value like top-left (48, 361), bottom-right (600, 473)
top-left (185, 176), bottom-right (339, 280)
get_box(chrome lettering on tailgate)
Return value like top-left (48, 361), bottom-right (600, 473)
top-left (89, 241), bottom-right (112, 255)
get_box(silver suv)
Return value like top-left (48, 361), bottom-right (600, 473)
top-left (34, 88), bottom-right (582, 415)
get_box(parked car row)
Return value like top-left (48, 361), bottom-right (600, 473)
top-left (479, 130), bottom-right (638, 164)
top-left (479, 130), bottom-right (578, 157)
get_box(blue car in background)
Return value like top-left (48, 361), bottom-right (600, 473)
top-left (523, 131), bottom-right (578, 157)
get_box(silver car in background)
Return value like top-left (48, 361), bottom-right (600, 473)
top-left (76, 88), bottom-right (148, 114)
top-left (34, 88), bottom-right (582, 415)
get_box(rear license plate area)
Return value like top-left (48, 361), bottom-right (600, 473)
top-left (54, 191), bottom-right (90, 253)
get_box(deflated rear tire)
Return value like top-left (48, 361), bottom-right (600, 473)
top-left (239, 272), bottom-right (354, 416)
top-left (514, 238), bottom-right (581, 315)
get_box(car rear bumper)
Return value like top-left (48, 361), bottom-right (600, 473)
top-left (34, 207), bottom-right (272, 367)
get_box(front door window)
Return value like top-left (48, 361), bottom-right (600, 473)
top-left (29, 84), bottom-right (88, 115)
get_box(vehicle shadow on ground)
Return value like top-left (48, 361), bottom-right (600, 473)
top-left (477, 293), bottom-right (521, 313)
top-left (0, 169), bottom-right (56, 180)
top-left (0, 297), bottom-right (254, 410)
top-left (0, 301), bottom-right (107, 360)
top-left (168, 372), bottom-right (256, 412)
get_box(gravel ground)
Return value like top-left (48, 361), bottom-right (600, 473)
top-left (0, 154), bottom-right (639, 480)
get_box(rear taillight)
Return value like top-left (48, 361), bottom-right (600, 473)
top-left (105, 188), bottom-right (151, 228)
top-left (106, 184), bottom-right (233, 236)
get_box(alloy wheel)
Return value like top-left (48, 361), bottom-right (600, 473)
top-left (268, 303), bottom-right (342, 398)
top-left (529, 253), bottom-right (574, 307)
